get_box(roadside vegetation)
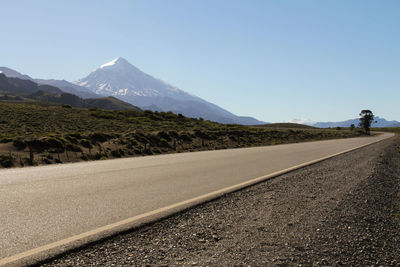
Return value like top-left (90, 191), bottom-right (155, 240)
top-left (373, 127), bottom-right (400, 135)
top-left (0, 102), bottom-right (367, 168)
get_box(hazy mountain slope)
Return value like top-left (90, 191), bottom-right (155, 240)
top-left (387, 122), bottom-right (400, 127)
top-left (0, 67), bottom-right (33, 80)
top-left (75, 57), bottom-right (265, 125)
top-left (0, 73), bottom-right (140, 110)
top-left (34, 79), bottom-right (99, 99)
top-left (0, 66), bottom-right (99, 99)
top-left (0, 73), bottom-right (62, 95)
top-left (313, 116), bottom-right (400, 128)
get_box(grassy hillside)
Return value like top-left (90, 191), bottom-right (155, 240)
top-left (0, 102), bottom-right (366, 168)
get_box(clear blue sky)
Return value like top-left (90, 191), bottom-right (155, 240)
top-left (1, 0), bottom-right (399, 122)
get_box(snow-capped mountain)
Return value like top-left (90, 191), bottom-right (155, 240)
top-left (286, 118), bottom-right (316, 126)
top-left (75, 57), bottom-right (193, 100)
top-left (75, 57), bottom-right (265, 125)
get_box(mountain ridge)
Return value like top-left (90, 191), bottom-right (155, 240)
top-left (313, 116), bottom-right (399, 128)
top-left (0, 67), bottom-right (99, 99)
top-left (0, 73), bottom-right (140, 111)
top-left (287, 116), bottom-right (399, 128)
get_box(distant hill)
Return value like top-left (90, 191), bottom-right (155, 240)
top-left (313, 116), bottom-right (400, 128)
top-left (254, 123), bottom-right (317, 129)
top-left (0, 67), bottom-right (99, 99)
top-left (0, 73), bottom-right (140, 111)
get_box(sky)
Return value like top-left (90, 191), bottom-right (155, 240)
top-left (1, 0), bottom-right (399, 123)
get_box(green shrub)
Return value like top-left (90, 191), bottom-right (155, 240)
top-left (157, 131), bottom-right (171, 141)
top-left (26, 139), bottom-right (46, 152)
top-left (111, 149), bottom-right (122, 157)
top-left (44, 137), bottom-right (64, 149)
top-left (128, 137), bottom-right (138, 146)
top-left (13, 139), bottom-right (27, 150)
top-left (168, 130), bottom-right (179, 138)
top-left (159, 138), bottom-right (171, 148)
top-left (65, 135), bottom-right (79, 144)
top-left (66, 143), bottom-right (82, 152)
top-left (80, 139), bottom-right (92, 148)
top-left (89, 133), bottom-right (112, 143)
top-left (90, 110), bottom-right (117, 119)
top-left (180, 133), bottom-right (192, 142)
top-left (0, 155), bottom-right (15, 168)
top-left (43, 158), bottom-right (52, 164)
top-left (0, 137), bottom-right (12, 143)
top-left (147, 134), bottom-right (161, 145)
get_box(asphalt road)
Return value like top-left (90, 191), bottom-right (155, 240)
top-left (0, 133), bottom-right (393, 262)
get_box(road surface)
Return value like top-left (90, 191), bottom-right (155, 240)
top-left (0, 133), bottom-right (393, 264)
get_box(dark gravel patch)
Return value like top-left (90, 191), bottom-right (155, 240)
top-left (37, 138), bottom-right (400, 266)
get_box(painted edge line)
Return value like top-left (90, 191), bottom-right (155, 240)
top-left (0, 134), bottom-right (393, 267)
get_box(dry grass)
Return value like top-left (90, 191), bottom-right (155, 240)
top-left (0, 102), bottom-right (366, 168)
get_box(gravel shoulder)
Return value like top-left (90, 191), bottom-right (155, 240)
top-left (37, 137), bottom-right (400, 266)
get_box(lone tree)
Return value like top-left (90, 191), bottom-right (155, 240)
top-left (359, 110), bottom-right (374, 135)
top-left (350, 124), bottom-right (355, 131)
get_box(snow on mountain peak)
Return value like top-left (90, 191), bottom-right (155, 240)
top-left (286, 118), bottom-right (316, 125)
top-left (76, 57), bottom-right (192, 99)
top-left (99, 57), bottom-right (127, 69)
top-left (100, 57), bottom-right (131, 69)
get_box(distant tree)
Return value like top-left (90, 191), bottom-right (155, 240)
top-left (350, 124), bottom-right (355, 131)
top-left (359, 110), bottom-right (374, 135)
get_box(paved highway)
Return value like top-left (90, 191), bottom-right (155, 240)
top-left (0, 133), bottom-right (393, 263)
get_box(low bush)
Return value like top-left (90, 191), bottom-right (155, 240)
top-left (89, 133), bottom-right (112, 143)
top-left (13, 139), bottom-right (27, 150)
top-left (66, 143), bottom-right (82, 152)
top-left (80, 139), bottom-right (92, 148)
top-left (0, 155), bottom-right (15, 168)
